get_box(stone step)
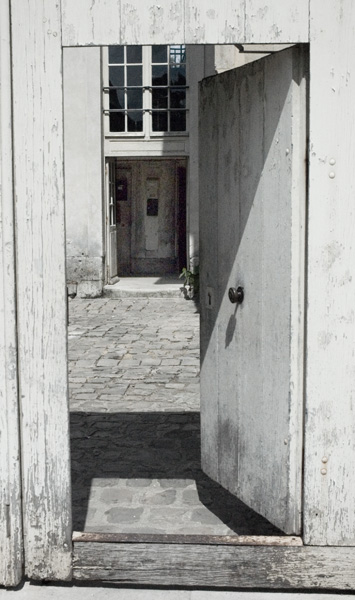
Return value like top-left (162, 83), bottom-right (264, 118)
top-left (103, 277), bottom-right (186, 298)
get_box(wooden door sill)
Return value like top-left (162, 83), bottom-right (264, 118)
top-left (73, 531), bottom-right (302, 546)
top-left (72, 530), bottom-right (355, 590)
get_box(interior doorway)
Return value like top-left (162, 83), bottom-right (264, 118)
top-left (106, 158), bottom-right (187, 280)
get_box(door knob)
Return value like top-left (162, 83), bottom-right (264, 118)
top-left (228, 286), bottom-right (244, 304)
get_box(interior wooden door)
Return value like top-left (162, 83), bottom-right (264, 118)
top-left (199, 46), bottom-right (307, 534)
top-left (107, 159), bottom-right (118, 281)
top-left (131, 160), bottom-right (177, 275)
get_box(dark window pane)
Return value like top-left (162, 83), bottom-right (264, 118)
top-left (110, 112), bottom-right (125, 132)
top-left (152, 111), bottom-right (168, 132)
top-left (170, 110), bottom-right (186, 132)
top-left (127, 45), bottom-right (142, 63)
top-left (170, 89), bottom-right (186, 109)
top-left (152, 45), bottom-right (167, 63)
top-left (127, 65), bottom-right (142, 86)
top-left (109, 89), bottom-right (124, 110)
top-left (109, 46), bottom-right (124, 64)
top-left (152, 88), bottom-right (168, 109)
top-left (127, 111), bottom-right (143, 132)
top-left (127, 89), bottom-right (143, 109)
top-left (109, 66), bottom-right (124, 87)
top-left (169, 45), bottom-right (185, 64)
top-left (170, 65), bottom-right (186, 86)
top-left (152, 65), bottom-right (168, 86)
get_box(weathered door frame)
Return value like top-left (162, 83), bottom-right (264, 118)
top-left (106, 159), bottom-right (119, 283)
top-left (3, 0), bottom-right (355, 588)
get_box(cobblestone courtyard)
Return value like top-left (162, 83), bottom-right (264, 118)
top-left (68, 296), bottom-right (280, 536)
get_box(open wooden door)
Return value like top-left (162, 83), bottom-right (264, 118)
top-left (106, 159), bottom-right (118, 282)
top-left (200, 46), bottom-right (307, 534)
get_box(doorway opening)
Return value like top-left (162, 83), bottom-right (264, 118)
top-left (106, 158), bottom-right (187, 283)
top-left (65, 41), bottom-right (306, 547)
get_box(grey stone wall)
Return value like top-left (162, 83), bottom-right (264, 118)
top-left (64, 47), bottom-right (104, 298)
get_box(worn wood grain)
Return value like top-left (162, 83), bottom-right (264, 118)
top-left (121, 0), bottom-right (184, 46)
top-left (62, 0), bottom-right (121, 47)
top-left (10, 0), bottom-right (72, 580)
top-left (244, 0), bottom-right (309, 43)
top-left (0, 0), bottom-right (23, 587)
top-left (185, 0), bottom-right (244, 44)
top-left (304, 0), bottom-right (355, 546)
top-left (199, 47), bottom-right (307, 534)
top-left (61, 0), bottom-right (309, 46)
top-left (73, 531), bottom-right (303, 546)
top-left (73, 542), bottom-right (355, 589)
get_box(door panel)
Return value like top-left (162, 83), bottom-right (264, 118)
top-left (200, 47), bottom-right (307, 534)
top-left (116, 167), bottom-right (132, 275)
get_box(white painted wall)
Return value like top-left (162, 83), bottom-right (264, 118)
top-left (64, 47), bottom-right (104, 297)
top-left (215, 44), bottom-right (294, 72)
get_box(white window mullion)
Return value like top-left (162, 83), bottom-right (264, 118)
top-left (143, 45), bottom-right (151, 139)
top-left (124, 46), bottom-right (127, 132)
top-left (102, 47), bottom-right (110, 136)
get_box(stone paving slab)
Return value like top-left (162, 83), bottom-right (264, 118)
top-left (68, 297), bottom-right (199, 413)
top-left (68, 297), bottom-right (281, 537)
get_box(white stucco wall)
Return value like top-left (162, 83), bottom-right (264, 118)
top-left (215, 44), bottom-right (294, 72)
top-left (63, 46), bottom-right (104, 297)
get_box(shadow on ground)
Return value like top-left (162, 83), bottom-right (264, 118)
top-left (71, 412), bottom-right (282, 536)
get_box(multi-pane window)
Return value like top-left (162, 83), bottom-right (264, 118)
top-left (108, 46), bottom-right (143, 132)
top-left (151, 45), bottom-right (186, 132)
top-left (106, 45), bottom-right (187, 134)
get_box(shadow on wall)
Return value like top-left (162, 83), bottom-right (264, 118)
top-left (70, 411), bottom-right (282, 535)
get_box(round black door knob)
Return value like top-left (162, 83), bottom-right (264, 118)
top-left (228, 286), bottom-right (244, 304)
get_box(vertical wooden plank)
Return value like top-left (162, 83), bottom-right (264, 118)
top-left (11, 0), bottom-right (72, 579)
top-left (185, 0), bottom-right (244, 44)
top-left (0, 0), bottom-right (23, 587)
top-left (304, 0), bottom-right (355, 546)
top-left (121, 0), bottom-right (184, 45)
